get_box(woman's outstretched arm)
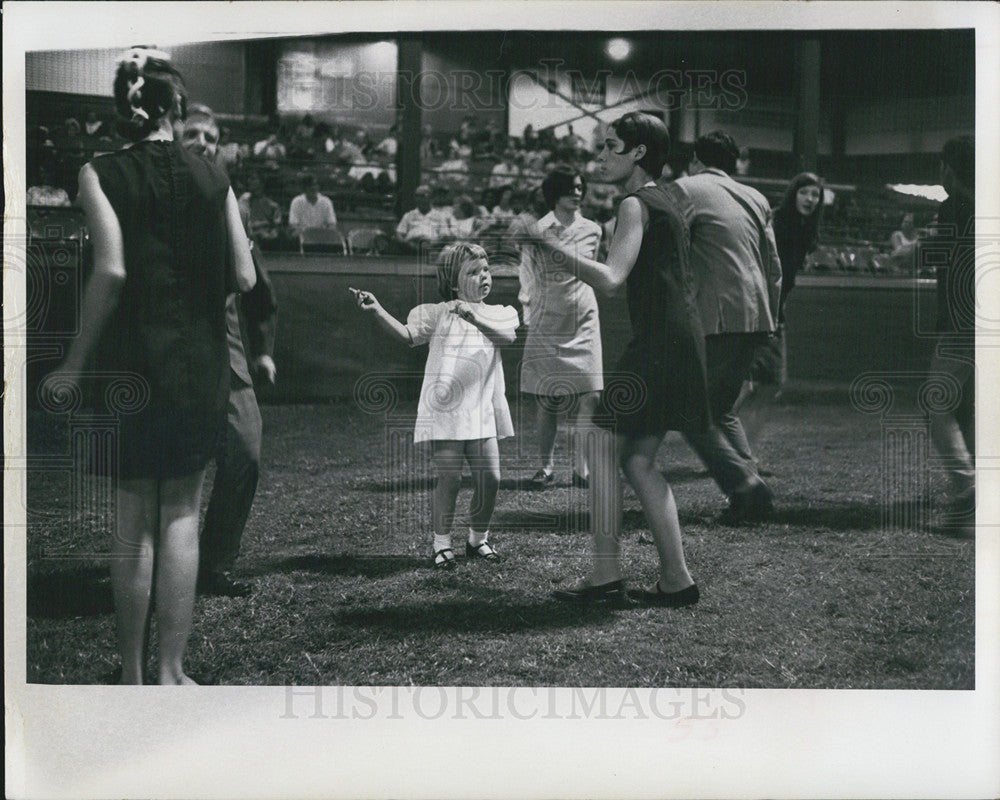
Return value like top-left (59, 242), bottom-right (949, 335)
top-left (535, 196), bottom-right (645, 294)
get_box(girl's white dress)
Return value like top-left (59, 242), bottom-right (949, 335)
top-left (405, 300), bottom-right (519, 443)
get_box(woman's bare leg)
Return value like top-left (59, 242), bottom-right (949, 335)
top-left (155, 469), bottom-right (206, 685)
top-left (535, 396), bottom-right (559, 475)
top-left (584, 424), bottom-right (623, 585)
top-left (111, 478), bottom-right (158, 684)
top-left (570, 391), bottom-right (601, 479)
top-left (621, 435), bottom-right (694, 592)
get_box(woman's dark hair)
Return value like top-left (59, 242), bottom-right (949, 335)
top-left (437, 242), bottom-right (488, 301)
top-left (541, 164), bottom-right (587, 211)
top-left (113, 47), bottom-right (187, 142)
top-left (694, 130), bottom-right (740, 174)
top-left (609, 112), bottom-right (670, 179)
top-left (774, 171), bottom-right (824, 250)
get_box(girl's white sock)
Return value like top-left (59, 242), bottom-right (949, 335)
top-left (433, 534), bottom-right (452, 553)
top-left (467, 528), bottom-right (488, 547)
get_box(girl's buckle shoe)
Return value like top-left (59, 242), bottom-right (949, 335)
top-left (432, 548), bottom-right (456, 570)
top-left (466, 541), bottom-right (499, 560)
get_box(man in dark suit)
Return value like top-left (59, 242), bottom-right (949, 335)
top-left (667, 131), bottom-right (782, 524)
top-left (180, 105), bottom-right (278, 596)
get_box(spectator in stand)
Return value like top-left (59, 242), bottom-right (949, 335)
top-left (436, 146), bottom-right (470, 186)
top-left (420, 124), bottom-right (440, 163)
top-left (736, 146), bottom-right (751, 176)
top-left (428, 184), bottom-right (456, 239)
top-left (27, 163), bottom-right (71, 207)
top-left (336, 131), bottom-right (367, 166)
top-left (83, 110), bottom-right (105, 138)
top-left (889, 212), bottom-right (919, 272)
top-left (459, 115), bottom-right (476, 147)
top-left (396, 184), bottom-right (441, 253)
top-left (523, 123), bottom-right (538, 151)
top-left (295, 114), bottom-right (316, 141)
top-left (288, 114), bottom-right (317, 161)
top-left (355, 129), bottom-right (373, 160)
top-left (563, 124), bottom-right (584, 157)
top-left (58, 117), bottom-right (84, 150)
top-left (252, 125), bottom-right (287, 166)
top-left (375, 124), bottom-right (398, 161)
top-left (491, 187), bottom-right (517, 223)
top-left (238, 172), bottom-right (284, 249)
top-left (288, 174), bottom-right (337, 240)
top-left (451, 194), bottom-right (481, 240)
top-left (490, 150), bottom-right (520, 189)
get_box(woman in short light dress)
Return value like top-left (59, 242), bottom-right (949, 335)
top-left (520, 165), bottom-right (604, 488)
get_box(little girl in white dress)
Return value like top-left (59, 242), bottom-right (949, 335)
top-left (353, 243), bottom-right (519, 569)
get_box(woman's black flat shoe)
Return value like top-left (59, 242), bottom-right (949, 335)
top-left (627, 582), bottom-right (699, 608)
top-left (552, 579), bottom-right (625, 602)
top-left (529, 469), bottom-right (555, 489)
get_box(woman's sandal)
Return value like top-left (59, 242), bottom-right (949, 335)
top-left (432, 548), bottom-right (457, 570)
top-left (465, 541), bottom-right (499, 561)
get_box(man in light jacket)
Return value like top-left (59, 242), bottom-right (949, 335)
top-left (666, 130), bottom-right (782, 524)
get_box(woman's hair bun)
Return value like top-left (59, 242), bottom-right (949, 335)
top-left (113, 46), bottom-right (186, 142)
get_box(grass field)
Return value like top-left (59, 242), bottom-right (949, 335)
top-left (25, 386), bottom-right (975, 688)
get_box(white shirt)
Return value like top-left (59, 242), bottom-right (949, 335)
top-left (405, 301), bottom-right (519, 443)
top-left (396, 207), bottom-right (440, 243)
top-left (288, 193), bottom-right (337, 232)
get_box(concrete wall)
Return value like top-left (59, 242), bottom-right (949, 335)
top-left (254, 255), bottom-right (939, 404)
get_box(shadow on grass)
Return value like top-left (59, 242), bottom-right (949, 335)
top-left (354, 476), bottom-right (578, 493)
top-left (255, 553), bottom-right (428, 579)
top-left (27, 565), bottom-right (113, 618)
top-left (493, 508), bottom-right (703, 534)
top-left (332, 595), bottom-right (619, 634)
top-left (769, 501), bottom-right (888, 531)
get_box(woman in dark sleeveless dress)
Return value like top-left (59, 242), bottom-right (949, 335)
top-left (48, 49), bottom-right (256, 682)
top-left (531, 112), bottom-right (709, 607)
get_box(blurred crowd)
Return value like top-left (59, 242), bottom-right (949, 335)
top-left (26, 109), bottom-right (940, 274)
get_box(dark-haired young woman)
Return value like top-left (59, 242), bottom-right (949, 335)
top-left (48, 48), bottom-right (255, 683)
top-left (531, 112), bottom-right (709, 607)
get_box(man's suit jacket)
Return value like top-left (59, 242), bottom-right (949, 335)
top-left (227, 244), bottom-right (278, 388)
top-left (667, 168), bottom-right (781, 335)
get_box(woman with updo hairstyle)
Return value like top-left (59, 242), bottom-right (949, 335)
top-left (520, 163), bottom-right (605, 488)
top-left (48, 47), bottom-right (256, 683)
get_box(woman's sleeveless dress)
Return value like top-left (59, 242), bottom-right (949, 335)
top-left (88, 140), bottom-right (231, 478)
top-left (596, 183), bottom-right (711, 437)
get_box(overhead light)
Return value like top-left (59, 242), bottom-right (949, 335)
top-left (606, 38), bottom-right (631, 61)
